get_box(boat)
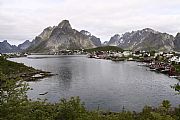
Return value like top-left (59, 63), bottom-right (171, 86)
top-left (149, 68), bottom-right (156, 71)
top-left (111, 58), bottom-right (125, 62)
top-left (39, 92), bottom-right (48, 95)
top-left (169, 76), bottom-right (179, 78)
top-left (138, 63), bottom-right (149, 67)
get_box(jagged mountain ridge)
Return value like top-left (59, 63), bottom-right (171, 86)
top-left (18, 40), bottom-right (32, 50)
top-left (27, 20), bottom-right (98, 53)
top-left (0, 40), bottom-right (21, 53)
top-left (2, 23), bottom-right (180, 53)
top-left (0, 40), bottom-right (33, 53)
top-left (107, 28), bottom-right (177, 51)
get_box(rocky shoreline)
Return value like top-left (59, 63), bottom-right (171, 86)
top-left (0, 56), bottom-right (55, 82)
top-left (20, 71), bottom-right (55, 81)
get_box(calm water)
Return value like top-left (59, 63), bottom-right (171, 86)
top-left (9, 55), bottom-right (180, 112)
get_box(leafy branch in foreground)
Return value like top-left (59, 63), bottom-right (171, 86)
top-left (0, 71), bottom-right (179, 120)
top-left (0, 66), bottom-right (180, 120)
top-left (171, 83), bottom-right (180, 94)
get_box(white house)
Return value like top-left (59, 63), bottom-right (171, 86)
top-left (113, 52), bottom-right (123, 57)
top-left (170, 56), bottom-right (178, 62)
top-left (123, 51), bottom-right (132, 57)
top-left (176, 57), bottom-right (180, 64)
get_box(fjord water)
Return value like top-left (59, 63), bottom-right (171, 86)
top-left (9, 55), bottom-right (180, 112)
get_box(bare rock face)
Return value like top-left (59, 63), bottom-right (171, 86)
top-left (80, 30), bottom-right (101, 47)
top-left (107, 28), bottom-right (175, 51)
top-left (27, 20), bottom-right (97, 53)
top-left (102, 41), bottom-right (109, 46)
top-left (174, 33), bottom-right (180, 51)
top-left (18, 40), bottom-right (31, 50)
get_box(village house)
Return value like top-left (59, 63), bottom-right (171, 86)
top-left (169, 56), bottom-right (180, 64)
top-left (123, 51), bottom-right (132, 57)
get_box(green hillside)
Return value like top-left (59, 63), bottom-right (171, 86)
top-left (85, 46), bottom-right (124, 52)
top-left (0, 57), bottom-right (52, 81)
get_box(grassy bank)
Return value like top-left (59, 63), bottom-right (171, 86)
top-left (85, 46), bottom-right (124, 52)
top-left (0, 57), bottom-right (53, 81)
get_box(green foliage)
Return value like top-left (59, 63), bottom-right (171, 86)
top-left (162, 100), bottom-right (171, 109)
top-left (85, 46), bottom-right (124, 53)
top-left (55, 97), bottom-right (86, 120)
top-left (171, 83), bottom-right (180, 94)
top-left (150, 50), bottom-right (156, 56)
top-left (0, 59), bottom-right (179, 120)
top-left (0, 57), bottom-right (36, 77)
top-left (173, 64), bottom-right (180, 73)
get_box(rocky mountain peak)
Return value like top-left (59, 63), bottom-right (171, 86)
top-left (107, 28), bottom-right (175, 51)
top-left (58, 20), bottom-right (72, 29)
top-left (108, 34), bottom-right (121, 45)
top-left (24, 40), bottom-right (30, 43)
top-left (0, 40), bottom-right (21, 53)
top-left (141, 28), bottom-right (159, 34)
top-left (44, 26), bottom-right (53, 31)
top-left (175, 33), bottom-right (180, 38)
top-left (3, 40), bottom-right (8, 43)
top-left (18, 40), bottom-right (32, 50)
top-left (80, 30), bottom-right (91, 36)
top-left (113, 34), bottom-right (121, 38)
top-left (26, 20), bottom-right (98, 52)
top-left (2, 40), bottom-right (11, 47)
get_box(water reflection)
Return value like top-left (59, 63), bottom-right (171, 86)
top-left (58, 67), bottom-right (72, 91)
top-left (9, 56), bottom-right (180, 112)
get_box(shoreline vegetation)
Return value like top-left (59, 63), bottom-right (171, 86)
top-left (0, 56), bottom-right (54, 81)
top-left (0, 69), bottom-right (180, 120)
top-left (0, 48), bottom-right (180, 119)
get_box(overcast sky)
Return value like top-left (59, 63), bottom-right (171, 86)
top-left (0, 0), bottom-right (180, 45)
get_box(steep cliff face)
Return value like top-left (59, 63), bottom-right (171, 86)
top-left (27, 20), bottom-right (97, 53)
top-left (80, 30), bottom-right (101, 47)
top-left (107, 28), bottom-right (175, 51)
top-left (174, 33), bottom-right (180, 51)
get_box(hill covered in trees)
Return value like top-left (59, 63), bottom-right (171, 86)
top-left (85, 46), bottom-right (124, 52)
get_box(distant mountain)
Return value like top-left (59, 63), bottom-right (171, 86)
top-left (0, 40), bottom-right (21, 53)
top-left (107, 28), bottom-right (176, 51)
top-left (18, 40), bottom-right (32, 50)
top-left (80, 30), bottom-right (101, 47)
top-left (102, 41), bottom-right (109, 46)
top-left (3, 24), bottom-right (180, 53)
top-left (27, 20), bottom-right (98, 53)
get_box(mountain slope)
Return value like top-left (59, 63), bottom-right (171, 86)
top-left (27, 20), bottom-right (97, 53)
top-left (80, 30), bottom-right (101, 47)
top-left (107, 28), bottom-right (175, 51)
top-left (0, 40), bottom-right (21, 53)
top-left (18, 40), bottom-right (32, 50)
top-left (174, 33), bottom-right (180, 51)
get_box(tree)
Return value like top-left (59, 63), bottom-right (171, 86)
top-left (162, 100), bottom-right (171, 109)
